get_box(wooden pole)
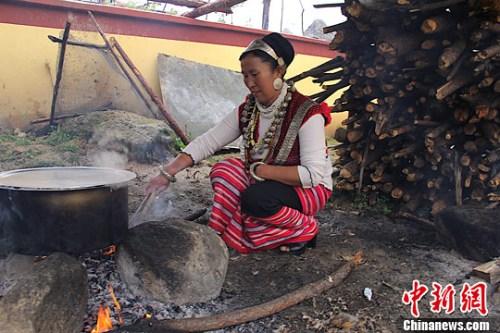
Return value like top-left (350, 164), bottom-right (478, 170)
top-left (87, 11), bottom-right (158, 119)
top-left (262, 0), bottom-right (271, 30)
top-left (88, 11), bottom-right (189, 144)
top-left (150, 0), bottom-right (207, 8)
top-left (49, 21), bottom-right (71, 127)
top-left (110, 37), bottom-right (190, 144)
top-left (182, 0), bottom-right (246, 18)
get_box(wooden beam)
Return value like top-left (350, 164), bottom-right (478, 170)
top-left (182, 0), bottom-right (246, 18)
top-left (150, 0), bottom-right (208, 8)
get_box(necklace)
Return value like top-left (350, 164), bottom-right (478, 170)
top-left (240, 82), bottom-right (295, 167)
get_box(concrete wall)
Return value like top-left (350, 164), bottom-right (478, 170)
top-left (0, 0), bottom-right (346, 134)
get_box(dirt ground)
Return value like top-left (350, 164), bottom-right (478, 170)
top-left (1, 119), bottom-right (498, 333)
top-left (126, 159), bottom-right (500, 333)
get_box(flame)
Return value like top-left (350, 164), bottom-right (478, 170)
top-left (102, 245), bottom-right (117, 256)
top-left (90, 305), bottom-right (113, 333)
top-left (108, 285), bottom-right (124, 325)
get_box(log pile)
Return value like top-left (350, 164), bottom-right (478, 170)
top-left (298, 0), bottom-right (500, 215)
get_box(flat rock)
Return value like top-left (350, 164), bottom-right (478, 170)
top-left (62, 110), bottom-right (177, 164)
top-left (0, 252), bottom-right (88, 333)
top-left (158, 54), bottom-right (247, 141)
top-left (435, 207), bottom-right (500, 261)
top-left (117, 219), bottom-right (228, 305)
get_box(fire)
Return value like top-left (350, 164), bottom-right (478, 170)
top-left (102, 245), bottom-right (117, 256)
top-left (90, 305), bottom-right (113, 333)
top-left (108, 284), bottom-right (124, 325)
top-left (90, 285), bottom-right (123, 332)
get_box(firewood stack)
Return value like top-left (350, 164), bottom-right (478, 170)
top-left (296, 0), bottom-right (500, 215)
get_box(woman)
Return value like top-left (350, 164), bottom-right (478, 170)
top-left (146, 32), bottom-right (333, 255)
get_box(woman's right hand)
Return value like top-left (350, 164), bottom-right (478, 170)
top-left (145, 174), bottom-right (170, 195)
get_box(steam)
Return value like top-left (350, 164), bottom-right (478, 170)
top-left (129, 190), bottom-right (179, 228)
top-left (89, 150), bottom-right (128, 170)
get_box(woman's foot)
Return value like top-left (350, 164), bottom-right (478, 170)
top-left (279, 236), bottom-right (317, 256)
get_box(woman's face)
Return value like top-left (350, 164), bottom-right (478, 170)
top-left (240, 54), bottom-right (283, 106)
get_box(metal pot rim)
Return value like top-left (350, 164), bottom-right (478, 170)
top-left (0, 166), bottom-right (136, 191)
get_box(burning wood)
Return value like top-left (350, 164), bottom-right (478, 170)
top-left (305, 0), bottom-right (500, 215)
top-left (91, 305), bottom-right (113, 333)
top-left (102, 245), bottom-right (117, 256)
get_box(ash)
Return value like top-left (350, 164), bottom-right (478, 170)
top-left (81, 249), bottom-right (232, 333)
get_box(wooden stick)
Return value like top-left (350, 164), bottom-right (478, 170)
top-left (289, 56), bottom-right (345, 83)
top-left (112, 252), bottom-right (362, 332)
top-left (87, 12), bottom-right (158, 120)
top-left (182, 0), bottom-right (246, 18)
top-left (110, 37), bottom-right (190, 144)
top-left (151, 0), bottom-right (207, 8)
top-left (473, 44), bottom-right (500, 61)
top-left (392, 212), bottom-right (435, 229)
top-left (88, 11), bottom-right (189, 144)
top-left (314, 2), bottom-right (345, 9)
top-left (409, 0), bottom-right (466, 12)
top-left (358, 137), bottom-right (371, 193)
top-left (49, 21), bottom-right (71, 127)
top-left (454, 151), bottom-right (462, 206)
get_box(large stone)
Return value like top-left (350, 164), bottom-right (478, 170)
top-left (435, 207), bottom-right (500, 261)
top-left (117, 219), bottom-right (228, 305)
top-left (62, 110), bottom-right (177, 164)
top-left (158, 54), bottom-right (247, 140)
top-left (0, 252), bottom-right (88, 333)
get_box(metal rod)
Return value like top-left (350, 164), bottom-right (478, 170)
top-left (48, 35), bottom-right (107, 50)
top-left (87, 11), bottom-right (159, 120)
top-left (110, 37), bottom-right (190, 145)
top-left (49, 21), bottom-right (71, 127)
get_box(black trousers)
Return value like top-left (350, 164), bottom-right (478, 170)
top-left (240, 180), bottom-right (303, 218)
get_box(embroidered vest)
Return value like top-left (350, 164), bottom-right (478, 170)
top-left (238, 91), bottom-right (331, 166)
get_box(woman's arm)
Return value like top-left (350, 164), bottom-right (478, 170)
top-left (254, 163), bottom-right (302, 186)
top-left (146, 109), bottom-right (241, 194)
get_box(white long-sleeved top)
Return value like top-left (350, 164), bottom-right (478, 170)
top-left (183, 86), bottom-right (333, 190)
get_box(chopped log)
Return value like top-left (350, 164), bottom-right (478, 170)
top-left (486, 149), bottom-right (500, 164)
top-left (334, 127), bottom-right (347, 143)
top-left (421, 15), bottom-right (455, 34)
top-left (464, 123), bottom-right (477, 135)
top-left (182, 0), bottom-right (245, 18)
top-left (439, 39), bottom-right (466, 70)
top-left (435, 207), bottom-right (500, 261)
top-left (340, 160), bottom-right (360, 179)
top-left (436, 70), bottom-right (473, 100)
top-left (431, 200), bottom-right (448, 216)
top-left (421, 39), bottom-right (441, 50)
top-left (481, 21), bottom-right (500, 33)
top-left (377, 28), bottom-right (421, 57)
top-left (473, 43), bottom-right (500, 61)
top-left (454, 107), bottom-right (470, 122)
top-left (472, 260), bottom-right (500, 284)
top-left (391, 187), bottom-right (404, 199)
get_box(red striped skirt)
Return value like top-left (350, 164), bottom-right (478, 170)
top-left (208, 158), bottom-right (332, 254)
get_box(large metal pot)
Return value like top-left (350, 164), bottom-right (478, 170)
top-left (0, 167), bottom-right (136, 255)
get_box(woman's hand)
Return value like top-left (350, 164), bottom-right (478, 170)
top-left (145, 174), bottom-right (170, 195)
